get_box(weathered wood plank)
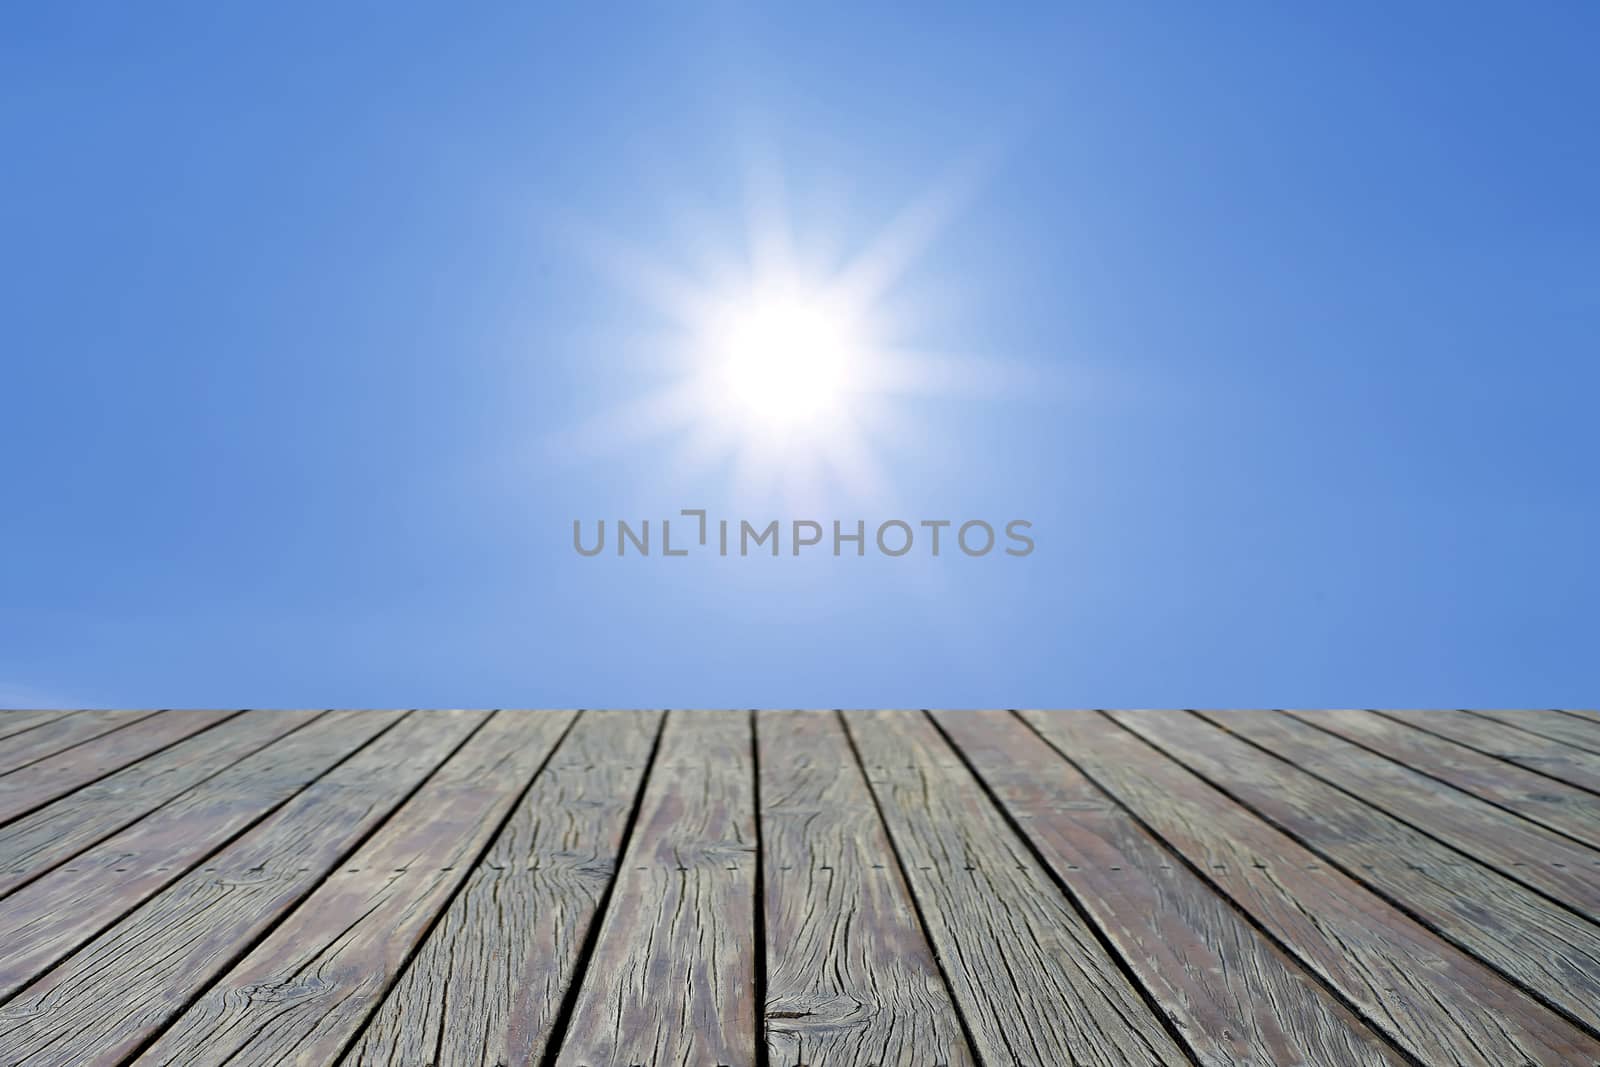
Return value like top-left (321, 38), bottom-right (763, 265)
top-left (1201, 709), bottom-right (1600, 917)
top-left (933, 709), bottom-right (1404, 1067)
top-left (553, 710), bottom-right (758, 1067)
top-left (1380, 709), bottom-right (1600, 794)
top-left (137, 710), bottom-right (578, 1067)
top-left (1023, 709), bottom-right (1597, 1066)
top-left (0, 710), bottom-right (78, 744)
top-left (0, 709), bottom-right (158, 775)
top-left (4, 707), bottom-right (1593, 1065)
top-left (1116, 709), bottom-right (1600, 1037)
top-left (0, 710), bottom-right (483, 1067)
top-left (0, 709), bottom-right (239, 826)
top-left (0, 709), bottom-right (323, 897)
top-left (1285, 708), bottom-right (1600, 850)
top-left (347, 710), bottom-right (660, 1067)
top-left (0, 708), bottom-right (402, 998)
top-left (1469, 709), bottom-right (1600, 755)
top-left (845, 709), bottom-right (1190, 1067)
top-left (761, 710), bottom-right (974, 1067)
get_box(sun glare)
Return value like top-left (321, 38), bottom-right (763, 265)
top-left (559, 159), bottom-right (995, 501)
top-left (708, 289), bottom-right (860, 431)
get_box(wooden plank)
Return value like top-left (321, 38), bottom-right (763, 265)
top-left (1468, 709), bottom-right (1600, 755)
top-left (1201, 709), bottom-right (1600, 917)
top-left (138, 709), bottom-right (578, 1067)
top-left (932, 709), bottom-right (1405, 1067)
top-left (0, 709), bottom-right (324, 897)
top-left (0, 709), bottom-right (79, 743)
top-left (1285, 709), bottom-right (1600, 850)
top-left (1022, 710), bottom-right (1597, 1066)
top-left (1380, 709), bottom-right (1600, 794)
top-left (0, 709), bottom-right (158, 775)
top-left (553, 710), bottom-right (758, 1067)
top-left (845, 709), bottom-right (1190, 1067)
top-left (0, 708), bottom-right (403, 999)
top-left (1116, 709), bottom-right (1600, 1037)
top-left (347, 710), bottom-right (660, 1067)
top-left (0, 709), bottom-right (239, 826)
top-left (760, 710), bottom-right (974, 1067)
top-left (0, 710), bottom-right (483, 1067)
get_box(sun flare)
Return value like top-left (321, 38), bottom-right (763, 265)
top-left (705, 287), bottom-right (862, 432)
top-left (559, 161), bottom-right (995, 501)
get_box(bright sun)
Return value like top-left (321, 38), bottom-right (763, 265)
top-left (559, 161), bottom-right (993, 500)
top-left (707, 289), bottom-right (860, 431)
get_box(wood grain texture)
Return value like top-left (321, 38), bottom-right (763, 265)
top-left (138, 710), bottom-right (579, 1067)
top-left (760, 710), bottom-right (974, 1067)
top-left (1023, 709), bottom-right (1598, 1067)
top-left (845, 709), bottom-right (1191, 1067)
top-left (553, 710), bottom-right (758, 1067)
top-left (1284, 708), bottom-right (1600, 850)
top-left (347, 710), bottom-right (661, 1067)
top-left (0, 708), bottom-right (398, 999)
top-left (0, 710), bottom-right (78, 744)
top-left (0, 709), bottom-right (324, 898)
top-left (1468, 709), bottom-right (1600, 755)
top-left (0, 710), bottom-right (483, 1067)
top-left (1200, 709), bottom-right (1600, 917)
top-left (0, 709), bottom-right (238, 826)
top-left (932, 709), bottom-right (1404, 1067)
top-left (4, 708), bottom-right (1599, 1065)
top-left (0, 709), bottom-right (157, 775)
top-left (1380, 709), bottom-right (1600, 794)
top-left (1117, 709), bottom-right (1600, 1036)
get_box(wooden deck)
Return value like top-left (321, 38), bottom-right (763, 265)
top-left (0, 709), bottom-right (1597, 1066)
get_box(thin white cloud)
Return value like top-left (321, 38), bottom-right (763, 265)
top-left (0, 680), bottom-right (85, 710)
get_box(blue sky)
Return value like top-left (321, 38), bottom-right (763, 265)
top-left (2, 4), bottom-right (1596, 709)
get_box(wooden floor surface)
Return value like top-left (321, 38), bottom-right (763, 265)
top-left (0, 708), bottom-right (1597, 1066)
